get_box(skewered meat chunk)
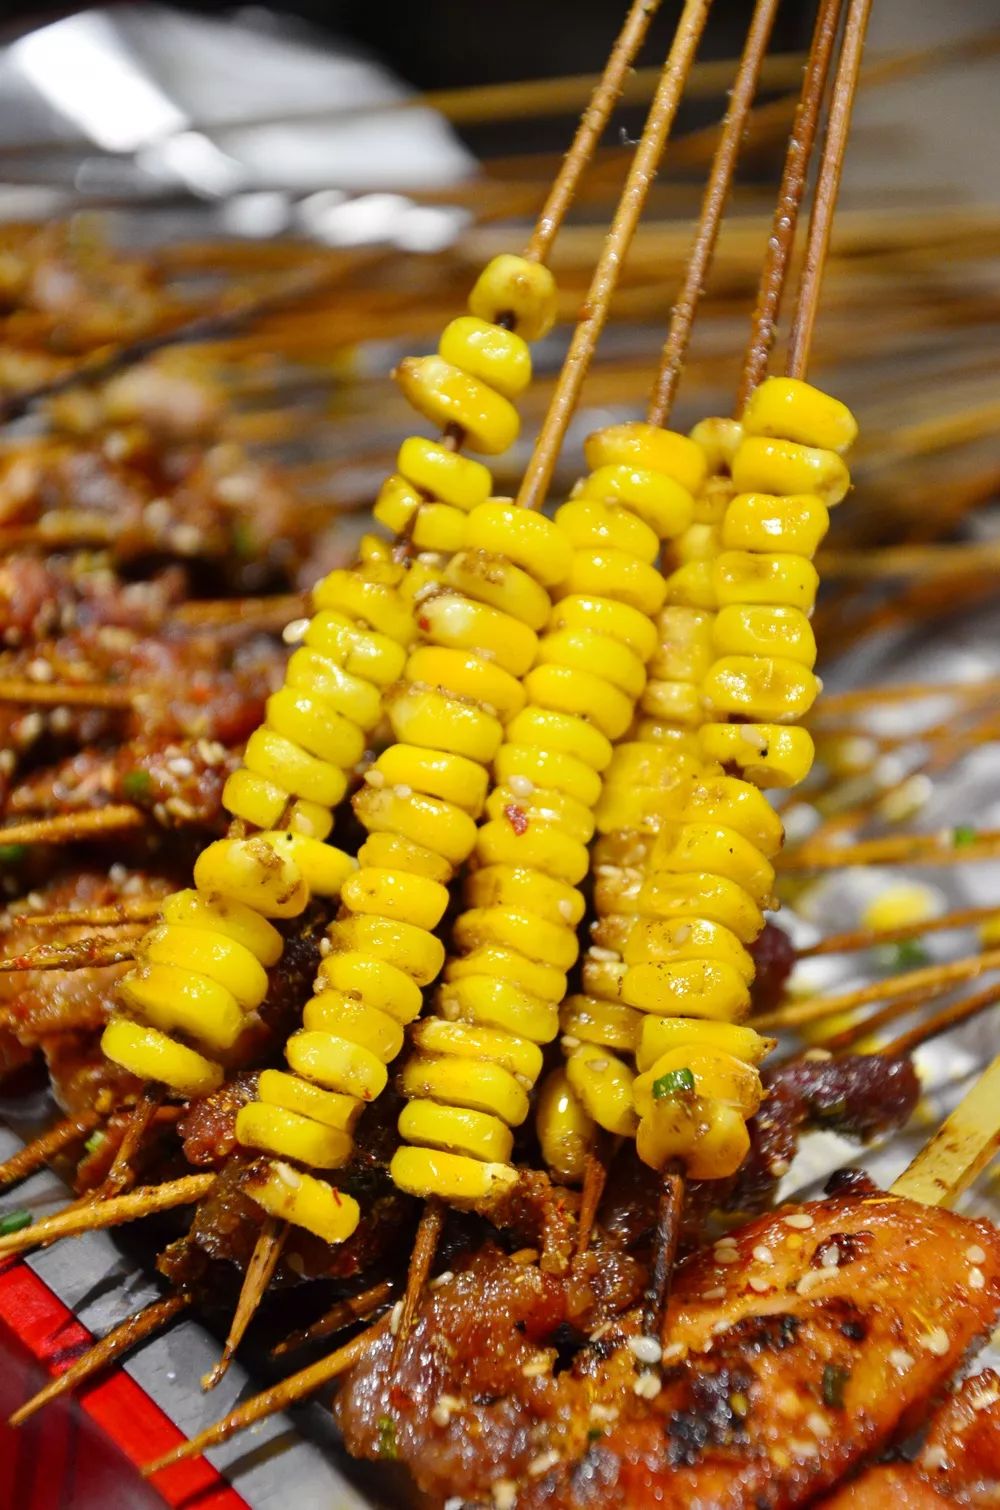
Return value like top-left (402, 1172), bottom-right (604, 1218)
top-left (337, 1191), bottom-right (1000, 1509)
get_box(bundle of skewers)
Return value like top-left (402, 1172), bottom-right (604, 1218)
top-left (1, 1), bottom-right (1000, 1505)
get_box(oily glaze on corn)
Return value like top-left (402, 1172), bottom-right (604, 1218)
top-left (390, 421), bottom-right (707, 1209)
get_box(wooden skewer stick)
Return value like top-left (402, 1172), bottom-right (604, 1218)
top-left (799, 903), bottom-right (1000, 958)
top-left (779, 829), bottom-right (1000, 872)
top-left (391, 1197), bottom-right (445, 1369)
top-left (0, 1110), bottom-right (101, 1192)
top-left (645, 1162), bottom-right (685, 1341)
top-left (879, 981), bottom-right (1000, 1060)
top-left (203, 1218), bottom-right (287, 1391)
top-left (8, 1290), bottom-right (191, 1427)
top-left (97, 1086), bottom-right (165, 1199)
top-left (891, 1053), bottom-right (1000, 1207)
top-left (736, 0), bottom-right (844, 407)
top-left (272, 1280), bottom-right (395, 1358)
top-left (142, 1317), bottom-right (389, 1478)
top-left (576, 1145), bottom-right (614, 1258)
top-left (515, 0), bottom-right (713, 513)
top-left (0, 1173), bottom-right (215, 1258)
top-left (811, 675), bottom-right (1000, 718)
top-left (756, 947), bottom-right (1000, 1033)
top-left (0, 680), bottom-right (134, 710)
top-left (0, 939), bottom-right (136, 974)
top-left (0, 806), bottom-right (146, 848)
top-left (7, 900), bottom-right (164, 930)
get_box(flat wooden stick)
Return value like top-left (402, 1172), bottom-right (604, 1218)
top-left (891, 1054), bottom-right (1000, 1207)
top-left (9, 1291), bottom-right (190, 1427)
top-left (0, 1173), bottom-right (215, 1258)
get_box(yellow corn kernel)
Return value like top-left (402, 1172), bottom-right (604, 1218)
top-left (464, 501), bottom-right (573, 588)
top-left (399, 1100), bottom-right (513, 1164)
top-left (536, 626), bottom-right (646, 700)
top-left (395, 355), bottom-right (519, 456)
top-left (359, 533), bottom-right (392, 565)
top-left (662, 559), bottom-right (716, 610)
top-left (622, 956), bottom-right (751, 1021)
top-left (604, 740), bottom-right (691, 790)
top-left (305, 609), bottom-right (407, 686)
top-left (524, 663), bottom-right (633, 741)
top-left (141, 924), bottom-right (268, 1009)
top-left (636, 1017), bottom-right (773, 1075)
top-left (402, 1051), bottom-right (530, 1127)
top-left (439, 315), bottom-right (532, 399)
top-left (565, 1044), bottom-right (637, 1137)
top-left (341, 866), bottom-right (449, 930)
top-left (438, 972), bottom-right (559, 1042)
top-left (624, 916), bottom-right (755, 983)
top-left (245, 1164), bottom-right (360, 1243)
top-left (678, 774), bottom-right (785, 858)
top-left (453, 907), bottom-right (578, 973)
top-left (689, 416), bottom-right (743, 473)
top-left (556, 547), bottom-right (666, 618)
top-left (712, 603), bottom-right (816, 668)
top-left (326, 914), bottom-right (445, 985)
top-left (372, 743), bottom-right (488, 815)
top-left (674, 522), bottom-right (722, 566)
top-left (590, 911), bottom-right (633, 955)
top-left (161, 889), bottom-right (283, 966)
top-left (635, 1047), bottom-right (762, 1120)
top-left (580, 953), bottom-right (626, 1001)
top-left (584, 423), bottom-right (707, 497)
top-left (556, 497), bottom-right (659, 564)
top-left (652, 821), bottom-right (774, 907)
top-left (319, 950), bottom-right (423, 1023)
top-left (287, 800), bottom-right (335, 841)
top-left (698, 721), bottom-right (815, 789)
top-left (120, 963), bottom-right (244, 1051)
top-left (194, 835), bottom-right (308, 918)
top-left (391, 1144), bottom-right (518, 1206)
top-left (494, 742), bottom-right (602, 809)
top-left (713, 551), bottom-right (819, 611)
top-left (357, 831), bottom-right (454, 885)
top-left (594, 784), bottom-right (679, 836)
top-left (255, 832), bottom-right (355, 899)
top-left (413, 1018), bottom-right (542, 1084)
top-left (300, 988), bottom-right (404, 1058)
top-left (704, 655), bottom-right (821, 723)
top-left (692, 476), bottom-right (735, 527)
top-left (506, 704), bottom-right (612, 771)
top-left (258, 1068), bottom-right (361, 1132)
top-left (475, 816), bottom-right (590, 886)
top-left (354, 784), bottom-right (476, 867)
top-left (266, 688), bottom-right (365, 770)
top-left (243, 728), bottom-right (347, 810)
top-left (386, 684), bottom-right (503, 763)
top-left (444, 946), bottom-right (566, 1007)
top-left (536, 1069), bottom-right (593, 1183)
top-left (578, 464), bottom-right (693, 542)
top-left (561, 994), bottom-right (642, 1053)
top-left (639, 678), bottom-right (703, 726)
top-left (287, 1029), bottom-right (387, 1102)
top-left (312, 567), bottom-right (415, 645)
top-left (397, 435), bottom-right (492, 511)
top-left (650, 606), bottom-right (716, 683)
top-left (222, 768), bottom-right (289, 833)
top-left (484, 784), bottom-right (594, 847)
top-left (467, 253), bottom-right (557, 342)
top-left (636, 1093), bottom-right (750, 1179)
top-left (373, 472), bottom-right (421, 536)
top-left (445, 549), bottom-right (551, 633)
top-left (465, 864), bottom-right (585, 928)
top-left (862, 882), bottom-right (941, 933)
top-left (419, 592), bottom-right (538, 678)
top-left (732, 434), bottom-right (850, 506)
top-left (548, 591), bottom-right (658, 661)
top-left (741, 375), bottom-right (857, 454)
top-left (236, 1102), bottom-right (353, 1169)
top-left (405, 644), bottom-right (525, 721)
top-left (411, 502), bottom-right (467, 553)
top-left (285, 648), bottom-right (382, 733)
top-left (102, 1017), bottom-right (222, 1095)
top-left (722, 492), bottom-right (829, 558)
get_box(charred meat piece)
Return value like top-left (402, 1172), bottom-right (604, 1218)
top-left (337, 1193), bottom-right (1000, 1509)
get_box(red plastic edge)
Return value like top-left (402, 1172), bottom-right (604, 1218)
top-left (0, 1258), bottom-right (249, 1509)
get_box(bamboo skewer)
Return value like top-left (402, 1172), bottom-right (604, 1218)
top-left (0, 940), bottom-right (136, 974)
top-left (6, 901), bottom-right (164, 930)
top-left (0, 807), bottom-right (146, 848)
top-left (203, 1218), bottom-right (287, 1391)
top-left (756, 948), bottom-right (1000, 1033)
top-left (780, 829), bottom-right (1000, 872)
top-left (0, 1174), bottom-right (215, 1258)
top-left (891, 1054), bottom-right (1000, 1207)
top-left (0, 1111), bottom-right (101, 1192)
top-left (879, 981), bottom-right (1000, 1059)
top-left (272, 1280), bottom-right (395, 1359)
top-left (799, 904), bottom-right (1000, 958)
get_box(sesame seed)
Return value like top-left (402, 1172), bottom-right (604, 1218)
top-left (633, 1371), bottom-right (662, 1400)
top-left (589, 1321), bottom-right (611, 1342)
top-left (318, 937), bottom-right (332, 956)
top-left (560, 1035), bottom-right (582, 1051)
top-left (282, 618), bottom-right (310, 645)
top-left (365, 768), bottom-right (386, 787)
top-left (431, 1400), bottom-right (453, 1426)
top-left (558, 900), bottom-right (576, 921)
top-left (966, 1244), bottom-right (987, 1264)
top-left (917, 1329), bottom-right (949, 1357)
top-left (275, 1162), bottom-right (301, 1190)
top-left (389, 1301), bottom-right (404, 1336)
top-left (969, 1268), bottom-right (986, 1290)
top-left (752, 1245), bottom-right (773, 1263)
top-left (796, 1270), bottom-right (833, 1296)
top-left (889, 1349), bottom-right (914, 1372)
top-left (521, 1357), bottom-right (551, 1377)
top-left (748, 1277), bottom-right (770, 1293)
top-left (528, 1451), bottom-right (559, 1477)
top-left (491, 1480), bottom-right (517, 1510)
top-left (922, 1446), bottom-right (948, 1471)
top-left (444, 1498), bottom-right (465, 1510)
top-left (26, 658), bottom-right (54, 682)
top-left (589, 1403), bottom-right (618, 1423)
top-left (783, 1212), bottom-right (814, 1229)
top-left (715, 1249), bottom-right (739, 1265)
top-left (789, 1439), bottom-right (819, 1459)
top-left (703, 1286), bottom-right (726, 1300)
top-left (588, 946), bottom-right (619, 963)
top-left (507, 775), bottom-right (534, 798)
top-left (167, 756), bottom-right (195, 777)
top-left (393, 784), bottom-right (412, 799)
top-left (588, 1057), bottom-right (609, 1072)
top-left (770, 1160), bottom-right (791, 1179)
top-left (628, 1335), bottom-right (662, 1365)
top-left (431, 1270), bottom-right (454, 1288)
top-left (819, 1244), bottom-right (840, 1269)
top-left (806, 1413), bottom-right (831, 1439)
top-left (660, 1342), bottom-right (687, 1363)
top-left (776, 1391), bottom-right (801, 1417)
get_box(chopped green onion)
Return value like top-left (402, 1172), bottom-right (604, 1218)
top-left (376, 1414), bottom-right (397, 1459)
top-left (821, 1362), bottom-right (850, 1408)
top-left (84, 1130), bottom-right (107, 1157)
top-left (122, 769), bottom-right (153, 800)
top-left (0, 844), bottom-right (27, 864)
top-left (888, 939), bottom-right (929, 970)
top-left (652, 1067), bottom-right (695, 1100)
top-left (952, 824), bottom-right (977, 847)
top-left (0, 1209), bottom-right (33, 1237)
